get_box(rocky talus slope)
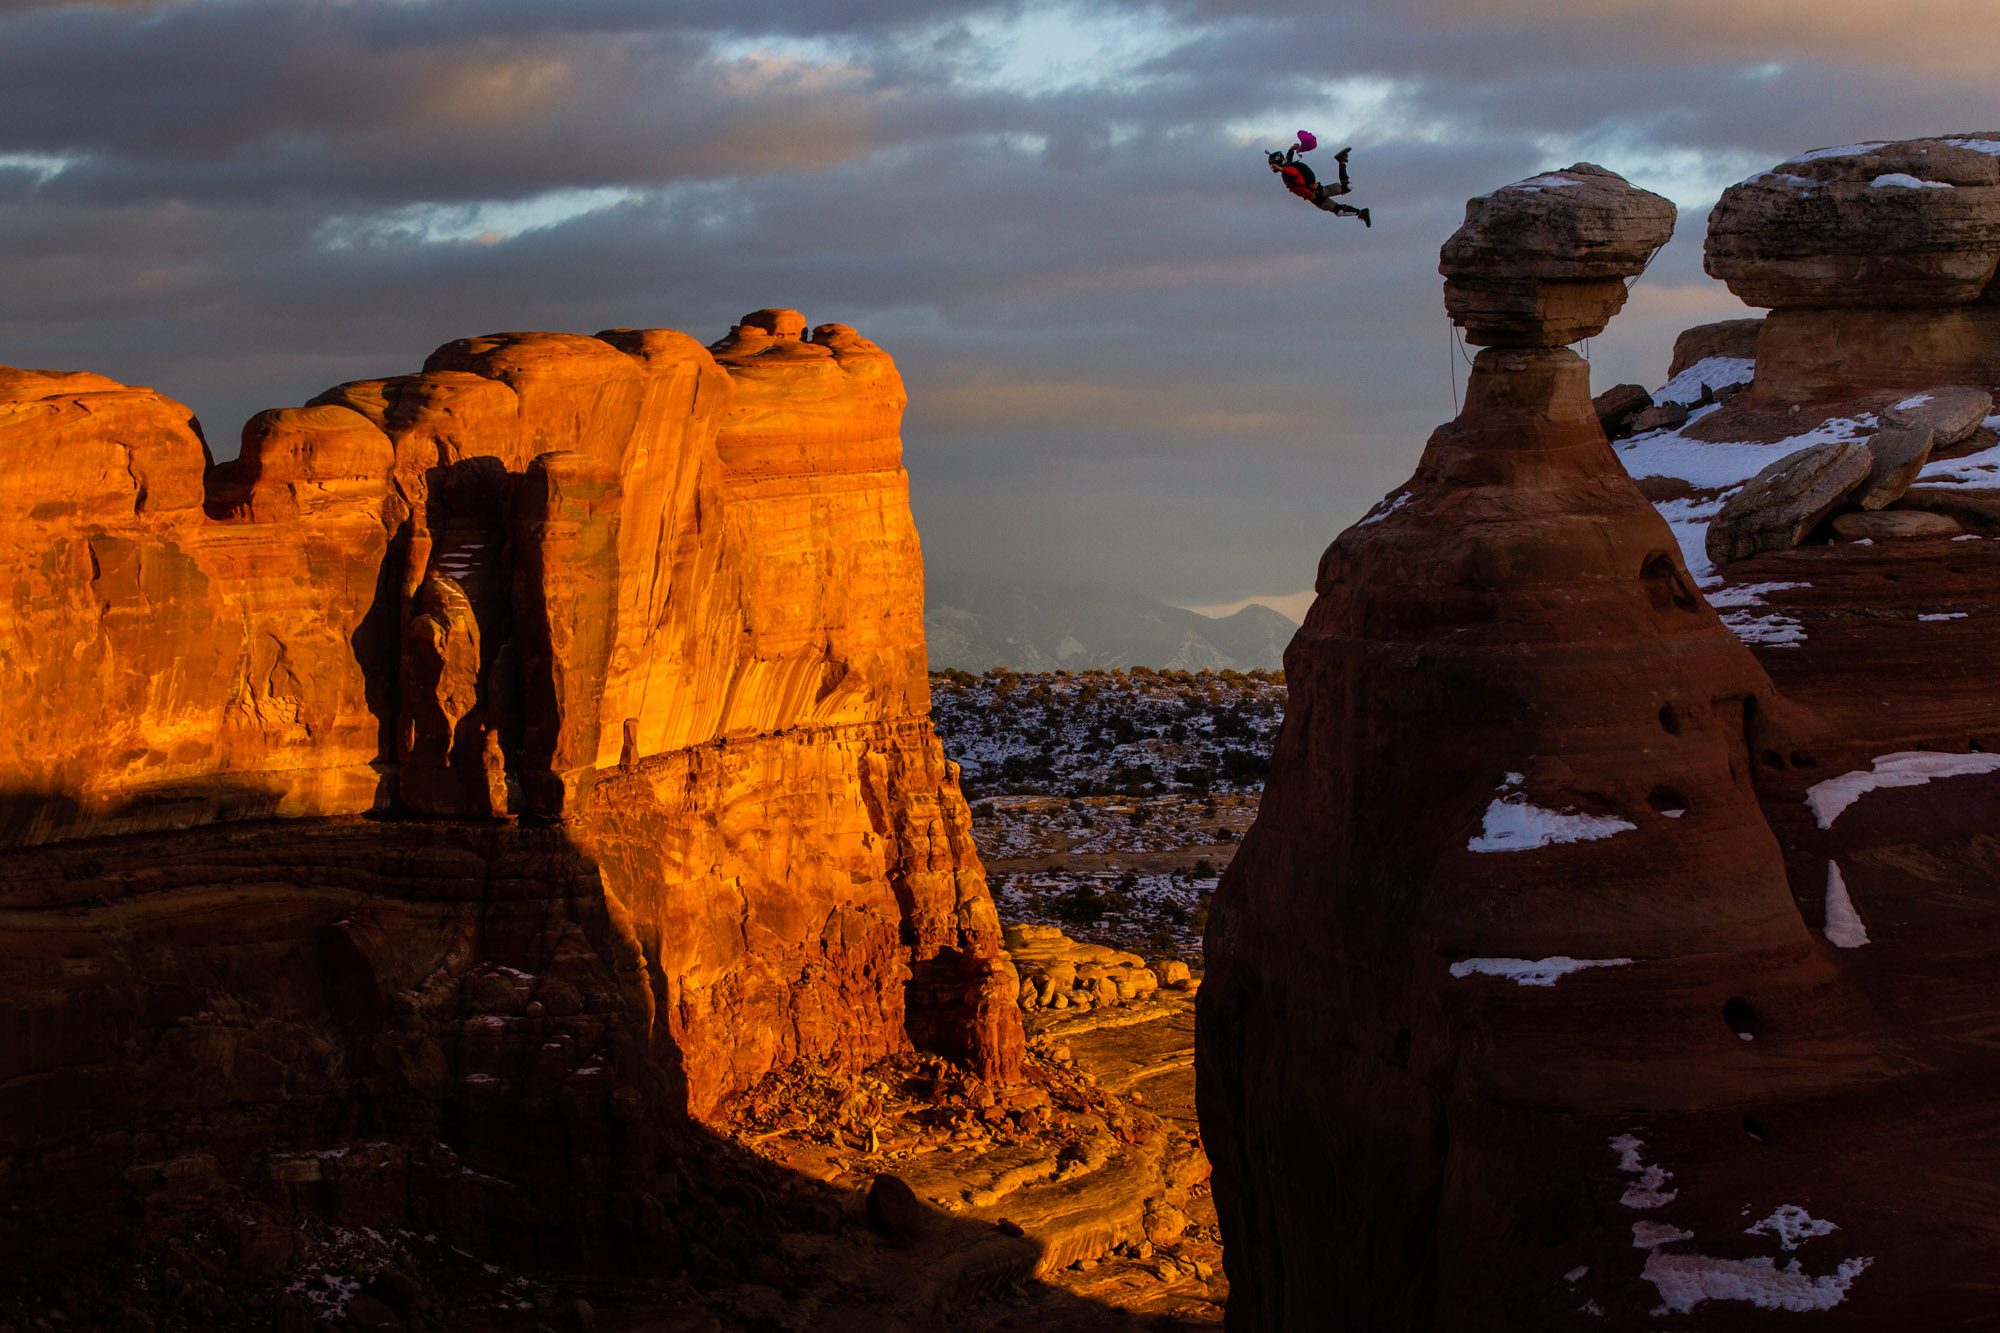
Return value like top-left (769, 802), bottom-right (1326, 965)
top-left (1201, 153), bottom-right (2000, 1330)
top-left (0, 311), bottom-right (1026, 1294)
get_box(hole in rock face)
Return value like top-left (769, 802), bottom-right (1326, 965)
top-left (1790, 751), bottom-right (1817, 768)
top-left (1393, 1028), bottom-right (1412, 1068)
top-left (1760, 749), bottom-right (1786, 771)
top-left (1640, 553), bottom-right (1700, 612)
top-left (1884, 572), bottom-right (1903, 583)
top-left (1743, 1113), bottom-right (1768, 1143)
top-left (1647, 787), bottom-right (1689, 817)
top-left (1658, 704), bottom-right (1681, 736)
top-left (1723, 997), bottom-right (1758, 1041)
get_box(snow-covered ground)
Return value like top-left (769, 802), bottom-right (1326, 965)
top-left (1610, 358), bottom-right (1876, 648)
top-left (932, 667), bottom-right (1285, 955)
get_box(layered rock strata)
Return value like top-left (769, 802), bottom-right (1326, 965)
top-left (1199, 173), bottom-right (1891, 1328)
top-left (1707, 136), bottom-right (2000, 400)
top-left (0, 312), bottom-right (1021, 1264)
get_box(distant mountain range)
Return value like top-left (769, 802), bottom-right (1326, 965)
top-left (925, 583), bottom-right (1298, 672)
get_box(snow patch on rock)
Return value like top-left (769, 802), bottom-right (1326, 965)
top-left (1642, 1252), bottom-right (1872, 1315)
top-left (1610, 1134), bottom-right (1677, 1209)
top-left (1467, 780), bottom-right (1636, 853)
top-left (1823, 861), bottom-right (1870, 948)
top-left (1633, 1221), bottom-right (1694, 1248)
top-left (1784, 142), bottom-right (1889, 163)
top-left (1871, 172), bottom-right (1953, 189)
top-left (1357, 489), bottom-right (1412, 527)
top-left (1448, 956), bottom-right (1633, 986)
top-left (1653, 355), bottom-right (1756, 407)
top-left (1806, 750), bottom-right (2000, 828)
top-left (1747, 1204), bottom-right (1840, 1251)
top-left (1917, 434), bottom-right (2000, 488)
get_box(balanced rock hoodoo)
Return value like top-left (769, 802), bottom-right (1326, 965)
top-left (1198, 169), bottom-right (1883, 1328)
top-left (1709, 136), bottom-right (2000, 399)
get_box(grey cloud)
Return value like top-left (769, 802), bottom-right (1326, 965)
top-left (0, 0), bottom-right (1971, 606)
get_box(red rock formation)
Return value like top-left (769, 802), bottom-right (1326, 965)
top-left (1707, 136), bottom-right (2000, 400)
top-left (1198, 173), bottom-right (1904, 1328)
top-left (0, 311), bottom-right (1020, 1264)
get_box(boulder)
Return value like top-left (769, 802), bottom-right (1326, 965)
top-left (1880, 385), bottom-right (1993, 445)
top-left (1705, 440), bottom-right (1873, 564)
top-left (1832, 509), bottom-right (1964, 539)
top-left (1441, 163), bottom-right (1675, 346)
top-left (1707, 138), bottom-right (2000, 308)
top-left (865, 1173), bottom-right (926, 1238)
top-left (1668, 318), bottom-right (1764, 378)
top-left (1854, 424), bottom-right (1937, 510)
top-left (1897, 485), bottom-right (2000, 534)
top-left (1626, 401), bottom-right (1690, 435)
top-left (1591, 382), bottom-right (1652, 438)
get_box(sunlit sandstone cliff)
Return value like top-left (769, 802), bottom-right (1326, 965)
top-left (0, 311), bottom-right (1021, 1262)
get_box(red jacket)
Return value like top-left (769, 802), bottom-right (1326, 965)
top-left (1279, 161), bottom-right (1317, 201)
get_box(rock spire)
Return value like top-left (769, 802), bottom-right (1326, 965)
top-left (1198, 171), bottom-right (1858, 1328)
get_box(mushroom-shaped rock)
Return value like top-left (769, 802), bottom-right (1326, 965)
top-left (1441, 163), bottom-right (1675, 346)
top-left (1707, 138), bottom-right (2000, 308)
top-left (1199, 169), bottom-right (1852, 1329)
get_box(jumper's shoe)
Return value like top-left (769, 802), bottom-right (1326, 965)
top-left (1358, 207), bottom-right (1371, 228)
top-left (1334, 146), bottom-right (1352, 163)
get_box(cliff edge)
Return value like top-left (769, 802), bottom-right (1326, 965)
top-left (0, 310), bottom-right (1023, 1270)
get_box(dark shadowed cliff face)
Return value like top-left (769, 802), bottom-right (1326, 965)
top-left (0, 311), bottom-right (1022, 1265)
top-left (1198, 166), bottom-right (1971, 1330)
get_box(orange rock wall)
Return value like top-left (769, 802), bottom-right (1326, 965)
top-left (0, 311), bottom-right (1020, 1248)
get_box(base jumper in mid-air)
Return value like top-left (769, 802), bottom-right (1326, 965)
top-left (1267, 131), bottom-right (1369, 227)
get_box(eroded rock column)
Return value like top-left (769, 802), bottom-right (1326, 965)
top-left (1197, 167), bottom-right (1867, 1329)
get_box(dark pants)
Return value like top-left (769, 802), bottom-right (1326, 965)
top-left (1311, 157), bottom-right (1358, 214)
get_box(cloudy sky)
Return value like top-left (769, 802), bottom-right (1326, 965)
top-left (3, 0), bottom-right (1997, 618)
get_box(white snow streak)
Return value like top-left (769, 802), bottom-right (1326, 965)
top-left (1805, 750), bottom-right (2000, 828)
top-left (1642, 1252), bottom-right (1871, 1315)
top-left (1871, 172), bottom-right (1953, 189)
top-left (1784, 142), bottom-right (1888, 163)
top-left (1747, 1205), bottom-right (1840, 1251)
top-left (1468, 797), bottom-right (1635, 853)
top-left (1706, 581), bottom-right (1808, 608)
top-left (1652, 356), bottom-right (1755, 408)
top-left (1633, 1221), bottom-right (1694, 1248)
top-left (1822, 862), bottom-right (1870, 948)
top-left (1919, 612), bottom-right (1969, 621)
top-left (1918, 434), bottom-right (2000, 488)
top-left (1610, 1134), bottom-right (1677, 1209)
top-left (1448, 956), bottom-right (1633, 986)
top-left (1357, 489), bottom-right (1412, 527)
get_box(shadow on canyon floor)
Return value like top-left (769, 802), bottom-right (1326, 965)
top-left (0, 785), bottom-right (1217, 1331)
